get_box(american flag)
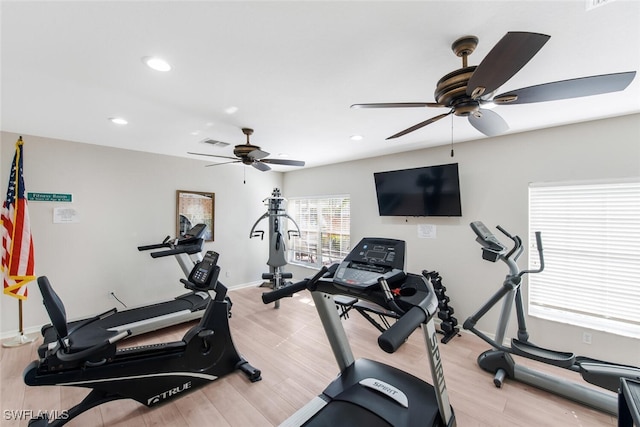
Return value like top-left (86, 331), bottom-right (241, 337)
top-left (2, 137), bottom-right (35, 300)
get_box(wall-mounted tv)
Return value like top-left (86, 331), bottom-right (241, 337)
top-left (374, 163), bottom-right (462, 217)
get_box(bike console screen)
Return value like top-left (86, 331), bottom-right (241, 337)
top-left (189, 250), bottom-right (220, 289)
top-left (333, 238), bottom-right (406, 289)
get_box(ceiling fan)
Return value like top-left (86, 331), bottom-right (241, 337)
top-left (188, 128), bottom-right (305, 172)
top-left (352, 32), bottom-right (636, 140)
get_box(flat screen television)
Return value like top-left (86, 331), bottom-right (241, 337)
top-left (374, 163), bottom-right (462, 217)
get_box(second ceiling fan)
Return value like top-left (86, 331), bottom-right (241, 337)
top-left (189, 128), bottom-right (305, 172)
top-left (352, 32), bottom-right (636, 139)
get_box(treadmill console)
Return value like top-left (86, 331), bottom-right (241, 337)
top-left (333, 238), bottom-right (406, 289)
top-left (179, 223), bottom-right (207, 244)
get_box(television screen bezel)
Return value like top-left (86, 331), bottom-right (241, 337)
top-left (373, 163), bottom-right (462, 217)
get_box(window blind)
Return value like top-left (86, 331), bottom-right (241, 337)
top-left (288, 195), bottom-right (350, 268)
top-left (528, 179), bottom-right (640, 338)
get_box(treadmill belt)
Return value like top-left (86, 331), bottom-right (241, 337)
top-left (304, 401), bottom-right (391, 427)
top-left (42, 293), bottom-right (206, 343)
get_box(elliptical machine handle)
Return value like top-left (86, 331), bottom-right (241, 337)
top-left (261, 266), bottom-right (328, 304)
top-left (535, 231), bottom-right (543, 251)
top-left (496, 225), bottom-right (513, 239)
top-left (378, 306), bottom-right (426, 354)
top-left (519, 231), bottom-right (545, 277)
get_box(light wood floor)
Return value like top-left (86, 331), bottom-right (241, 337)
top-left (1, 285), bottom-right (618, 426)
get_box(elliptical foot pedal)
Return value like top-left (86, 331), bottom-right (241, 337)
top-left (511, 339), bottom-right (575, 368)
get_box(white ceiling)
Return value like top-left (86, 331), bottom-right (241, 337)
top-left (2, 1), bottom-right (639, 170)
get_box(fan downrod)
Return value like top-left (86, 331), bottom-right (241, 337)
top-left (242, 128), bottom-right (254, 143)
top-left (452, 35), bottom-right (478, 68)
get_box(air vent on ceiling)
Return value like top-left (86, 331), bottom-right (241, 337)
top-left (586, 0), bottom-right (616, 10)
top-left (200, 138), bottom-right (230, 148)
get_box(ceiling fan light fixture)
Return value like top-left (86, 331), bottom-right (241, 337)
top-left (481, 101), bottom-right (498, 110)
top-left (142, 56), bottom-right (171, 72)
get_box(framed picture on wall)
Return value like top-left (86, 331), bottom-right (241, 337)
top-left (176, 190), bottom-right (214, 241)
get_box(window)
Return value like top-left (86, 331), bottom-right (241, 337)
top-left (528, 179), bottom-right (640, 338)
top-left (287, 195), bottom-right (350, 268)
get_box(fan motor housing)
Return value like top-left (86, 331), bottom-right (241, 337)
top-left (233, 144), bottom-right (260, 164)
top-left (435, 66), bottom-right (481, 116)
top-left (434, 66), bottom-right (476, 107)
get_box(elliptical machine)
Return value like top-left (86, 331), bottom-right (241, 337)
top-left (24, 250), bottom-right (261, 427)
top-left (463, 221), bottom-right (640, 415)
top-left (263, 237), bottom-right (456, 426)
top-left (250, 188), bottom-right (301, 308)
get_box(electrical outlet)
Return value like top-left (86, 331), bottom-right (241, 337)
top-left (225, 271), bottom-right (231, 278)
top-left (582, 332), bottom-right (592, 344)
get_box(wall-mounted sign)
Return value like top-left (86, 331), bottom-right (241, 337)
top-left (27, 192), bottom-right (73, 202)
top-left (53, 207), bottom-right (80, 223)
top-left (418, 224), bottom-right (437, 239)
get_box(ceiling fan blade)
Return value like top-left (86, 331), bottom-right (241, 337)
top-left (492, 71), bottom-right (637, 105)
top-left (188, 152), bottom-right (238, 161)
top-left (261, 158), bottom-right (305, 167)
top-left (351, 102), bottom-right (445, 109)
top-left (467, 32), bottom-right (550, 99)
top-left (248, 149), bottom-right (270, 160)
top-left (386, 110), bottom-right (453, 140)
top-left (468, 109), bottom-right (509, 136)
top-left (252, 161), bottom-right (271, 172)
top-left (204, 160), bottom-right (241, 167)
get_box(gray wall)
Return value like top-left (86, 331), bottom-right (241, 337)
top-left (283, 113), bottom-right (640, 366)
top-left (0, 131), bottom-right (281, 335)
top-left (2, 114), bottom-right (639, 367)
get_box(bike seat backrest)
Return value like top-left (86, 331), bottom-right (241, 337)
top-left (37, 276), bottom-right (68, 340)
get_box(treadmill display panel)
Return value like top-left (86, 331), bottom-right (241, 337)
top-left (334, 238), bottom-right (406, 289)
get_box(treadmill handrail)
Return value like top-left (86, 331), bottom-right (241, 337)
top-left (149, 242), bottom-right (204, 258)
top-left (378, 306), bottom-right (426, 353)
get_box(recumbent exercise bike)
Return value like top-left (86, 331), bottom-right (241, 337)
top-left (23, 250), bottom-right (260, 426)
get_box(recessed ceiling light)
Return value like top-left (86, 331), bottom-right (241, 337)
top-left (224, 106), bottom-right (239, 115)
top-left (109, 117), bottom-right (128, 125)
top-left (142, 56), bottom-right (171, 72)
top-left (350, 134), bottom-right (363, 141)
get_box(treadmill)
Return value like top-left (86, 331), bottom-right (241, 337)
top-left (263, 237), bottom-right (456, 426)
top-left (41, 224), bottom-right (213, 345)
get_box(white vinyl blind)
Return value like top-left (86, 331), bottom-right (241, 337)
top-left (288, 195), bottom-right (350, 268)
top-left (528, 179), bottom-right (640, 338)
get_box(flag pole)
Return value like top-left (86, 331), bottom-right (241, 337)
top-left (2, 137), bottom-right (37, 348)
top-left (2, 298), bottom-right (37, 347)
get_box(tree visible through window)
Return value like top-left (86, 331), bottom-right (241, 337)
top-left (288, 195), bottom-right (350, 268)
top-left (528, 179), bottom-right (640, 338)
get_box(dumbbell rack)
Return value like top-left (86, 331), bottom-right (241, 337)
top-left (423, 270), bottom-right (460, 344)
